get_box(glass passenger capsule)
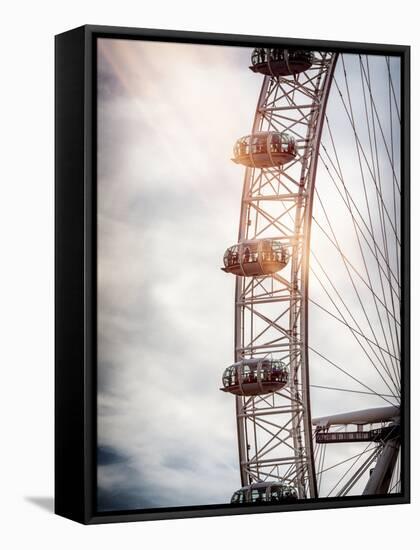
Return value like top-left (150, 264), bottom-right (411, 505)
top-left (221, 358), bottom-right (288, 396)
top-left (222, 239), bottom-right (289, 277)
top-left (232, 131), bottom-right (296, 168)
top-left (231, 482), bottom-right (298, 504)
top-left (250, 48), bottom-right (314, 77)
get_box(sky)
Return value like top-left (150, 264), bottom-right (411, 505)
top-left (96, 39), bottom-right (401, 510)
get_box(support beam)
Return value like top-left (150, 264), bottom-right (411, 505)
top-left (312, 406), bottom-right (399, 428)
top-left (363, 438), bottom-right (400, 495)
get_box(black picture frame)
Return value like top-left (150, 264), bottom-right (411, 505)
top-left (55, 24), bottom-right (410, 525)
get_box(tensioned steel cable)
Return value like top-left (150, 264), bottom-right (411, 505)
top-left (312, 214), bottom-right (400, 320)
top-left (312, 191), bottom-right (400, 390)
top-left (314, 186), bottom-right (400, 353)
top-left (278, 148), bottom-right (401, 395)
top-left (308, 346), bottom-right (398, 407)
top-left (328, 444), bottom-right (379, 497)
top-left (309, 297), bottom-right (399, 361)
top-left (385, 56), bottom-right (401, 123)
top-left (309, 384), bottom-right (395, 399)
top-left (362, 55), bottom-right (401, 362)
top-left (309, 254), bottom-right (400, 396)
top-left (323, 104), bottom-right (399, 377)
top-left (360, 56), bottom-right (401, 193)
top-left (332, 75), bottom-right (400, 246)
top-left (317, 444), bottom-right (382, 477)
top-left (316, 63), bottom-right (401, 390)
top-left (340, 56), bottom-right (401, 384)
top-left (386, 56), bottom-right (402, 301)
top-left (318, 148), bottom-right (400, 294)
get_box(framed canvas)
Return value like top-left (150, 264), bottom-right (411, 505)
top-left (55, 25), bottom-right (410, 524)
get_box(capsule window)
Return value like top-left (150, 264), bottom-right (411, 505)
top-left (252, 48), bottom-right (267, 66)
top-left (242, 364), bottom-right (252, 382)
top-left (231, 491), bottom-right (241, 504)
top-left (250, 488), bottom-right (267, 503)
top-left (269, 49), bottom-right (285, 63)
top-left (270, 487), bottom-right (283, 501)
top-left (224, 245), bottom-right (239, 268)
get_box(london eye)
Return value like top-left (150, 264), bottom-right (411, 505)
top-left (220, 48), bottom-right (401, 502)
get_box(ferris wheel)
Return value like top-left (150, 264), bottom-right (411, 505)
top-left (220, 48), bottom-right (401, 504)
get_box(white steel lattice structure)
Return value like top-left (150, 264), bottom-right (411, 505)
top-left (228, 51), bottom-right (336, 499)
top-left (221, 48), bottom-right (401, 502)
